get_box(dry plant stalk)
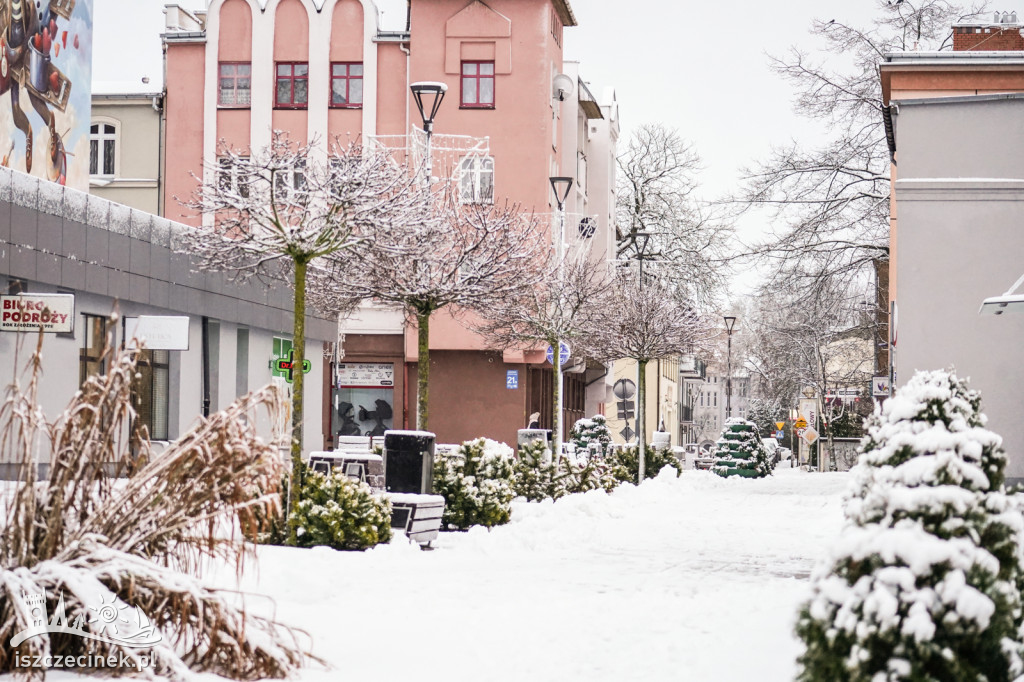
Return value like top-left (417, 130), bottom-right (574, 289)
top-left (0, 332), bottom-right (309, 680)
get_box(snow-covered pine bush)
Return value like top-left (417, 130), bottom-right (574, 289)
top-left (796, 369), bottom-right (1024, 681)
top-left (291, 470), bottom-right (392, 550)
top-left (611, 445), bottom-right (682, 483)
top-left (570, 414), bottom-right (613, 457)
top-left (712, 418), bottom-right (773, 478)
top-left (513, 441), bottom-right (618, 501)
top-left (434, 438), bottom-right (517, 529)
top-left (0, 340), bottom-right (306, 678)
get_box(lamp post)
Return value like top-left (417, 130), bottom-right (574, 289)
top-left (723, 315), bottom-right (737, 420)
top-left (410, 82), bottom-right (447, 189)
top-left (632, 231), bottom-right (655, 483)
top-left (549, 176), bottom-right (573, 459)
top-left (409, 81), bottom-right (446, 430)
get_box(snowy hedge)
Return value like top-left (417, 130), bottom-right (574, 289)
top-left (291, 470), bottom-right (393, 551)
top-left (713, 418), bottom-right (773, 478)
top-left (513, 441), bottom-right (618, 501)
top-left (611, 445), bottom-right (682, 483)
top-left (434, 438), bottom-right (517, 529)
top-left (796, 369), bottom-right (1024, 681)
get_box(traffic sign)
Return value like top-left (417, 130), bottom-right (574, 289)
top-left (794, 418), bottom-right (808, 429)
top-left (801, 427), bottom-right (819, 445)
top-left (546, 341), bottom-right (571, 365)
top-left (775, 430), bottom-right (784, 439)
top-left (775, 422), bottom-right (785, 431)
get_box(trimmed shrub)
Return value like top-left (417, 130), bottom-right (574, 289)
top-left (795, 369), bottom-right (1024, 681)
top-left (713, 418), bottom-right (773, 478)
top-left (513, 441), bottom-right (619, 501)
top-left (611, 445), bottom-right (683, 483)
top-left (570, 414), bottom-right (613, 457)
top-left (434, 438), bottom-right (517, 529)
top-left (290, 469), bottom-right (393, 551)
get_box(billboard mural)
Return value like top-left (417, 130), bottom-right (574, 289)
top-left (0, 0), bottom-right (93, 190)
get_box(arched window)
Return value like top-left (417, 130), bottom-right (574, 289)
top-left (458, 155), bottom-right (494, 204)
top-left (89, 119), bottom-right (119, 177)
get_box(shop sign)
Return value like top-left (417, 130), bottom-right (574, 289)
top-left (337, 362), bottom-right (394, 388)
top-left (0, 294), bottom-right (74, 333)
top-left (124, 316), bottom-right (190, 351)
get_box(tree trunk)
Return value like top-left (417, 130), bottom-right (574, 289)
top-left (417, 311), bottom-right (430, 431)
top-left (637, 359), bottom-right (648, 483)
top-left (553, 339), bottom-right (562, 464)
top-left (287, 258), bottom-right (307, 544)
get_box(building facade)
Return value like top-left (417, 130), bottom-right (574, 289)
top-left (159, 0), bottom-right (617, 449)
top-left (880, 14), bottom-right (1024, 477)
top-left (0, 166), bottom-right (332, 471)
top-left (89, 88), bottom-right (164, 214)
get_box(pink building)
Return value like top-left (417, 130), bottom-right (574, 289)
top-left (161, 0), bottom-right (618, 450)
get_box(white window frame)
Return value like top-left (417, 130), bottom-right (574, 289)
top-left (89, 118), bottom-right (120, 178)
top-left (458, 155), bottom-right (494, 205)
top-left (273, 161), bottom-right (307, 203)
top-left (217, 155), bottom-right (251, 199)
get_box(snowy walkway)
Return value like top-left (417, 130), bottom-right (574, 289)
top-left (226, 468), bottom-right (849, 682)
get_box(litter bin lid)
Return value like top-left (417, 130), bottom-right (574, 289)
top-left (384, 430), bottom-right (436, 438)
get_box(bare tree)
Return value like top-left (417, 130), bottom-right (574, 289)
top-left (749, 282), bottom-right (874, 470)
top-left (738, 0), bottom-right (986, 303)
top-left (338, 188), bottom-right (547, 431)
top-left (183, 133), bottom-right (428, 534)
top-left (616, 123), bottom-right (731, 305)
top-left (584, 268), bottom-right (715, 482)
top-left (474, 254), bottom-right (610, 452)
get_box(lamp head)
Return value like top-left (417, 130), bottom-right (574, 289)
top-left (723, 315), bottom-right (737, 334)
top-left (410, 81), bottom-right (448, 132)
top-left (549, 176), bottom-right (573, 208)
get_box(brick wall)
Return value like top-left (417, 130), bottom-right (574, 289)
top-left (953, 25), bottom-right (1024, 51)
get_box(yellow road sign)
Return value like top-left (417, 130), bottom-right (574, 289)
top-left (794, 418), bottom-right (808, 429)
top-left (775, 422), bottom-right (785, 430)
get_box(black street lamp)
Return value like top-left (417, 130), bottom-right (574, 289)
top-left (410, 82), bottom-right (447, 187)
top-left (724, 315), bottom-right (737, 419)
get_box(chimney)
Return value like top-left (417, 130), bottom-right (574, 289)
top-left (953, 11), bottom-right (1024, 51)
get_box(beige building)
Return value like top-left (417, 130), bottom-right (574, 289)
top-left (90, 88), bottom-right (164, 215)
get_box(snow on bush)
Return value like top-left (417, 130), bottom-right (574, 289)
top-left (796, 369), bottom-right (1024, 681)
top-left (290, 470), bottom-right (392, 551)
top-left (713, 418), bottom-right (773, 478)
top-left (611, 445), bottom-right (682, 483)
top-left (513, 441), bottom-right (618, 502)
top-left (434, 438), bottom-right (517, 529)
top-left (570, 414), bottom-right (613, 458)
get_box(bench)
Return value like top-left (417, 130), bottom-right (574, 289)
top-left (386, 492), bottom-right (445, 549)
top-left (307, 450), bottom-right (385, 490)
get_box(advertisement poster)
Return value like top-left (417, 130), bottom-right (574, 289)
top-left (334, 363), bottom-right (395, 438)
top-left (0, 0), bottom-right (93, 189)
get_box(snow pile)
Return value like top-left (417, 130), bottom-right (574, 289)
top-left (796, 369), bottom-right (1024, 681)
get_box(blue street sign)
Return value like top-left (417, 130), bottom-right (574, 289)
top-left (506, 370), bottom-right (519, 390)
top-left (545, 342), bottom-right (571, 365)
top-left (775, 430), bottom-right (785, 439)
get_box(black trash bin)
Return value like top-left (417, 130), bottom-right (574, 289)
top-left (383, 430), bottom-right (436, 494)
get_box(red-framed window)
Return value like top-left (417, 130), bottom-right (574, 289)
top-left (275, 62), bottom-right (308, 108)
top-left (330, 62), bottom-right (363, 108)
top-left (218, 62), bottom-right (251, 107)
top-left (461, 61), bottom-right (495, 108)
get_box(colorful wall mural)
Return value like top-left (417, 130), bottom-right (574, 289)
top-left (0, 0), bottom-right (93, 189)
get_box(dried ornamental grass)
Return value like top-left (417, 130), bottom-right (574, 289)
top-left (0, 334), bottom-right (311, 680)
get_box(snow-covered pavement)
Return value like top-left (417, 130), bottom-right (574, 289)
top-left (228, 467), bottom-right (850, 682)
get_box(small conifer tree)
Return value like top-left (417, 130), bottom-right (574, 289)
top-left (796, 369), bottom-right (1024, 681)
top-left (570, 415), bottom-right (613, 457)
top-left (434, 438), bottom-right (517, 529)
top-left (713, 418), bottom-right (773, 478)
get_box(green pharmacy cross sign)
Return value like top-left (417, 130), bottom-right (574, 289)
top-left (272, 349), bottom-right (311, 384)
